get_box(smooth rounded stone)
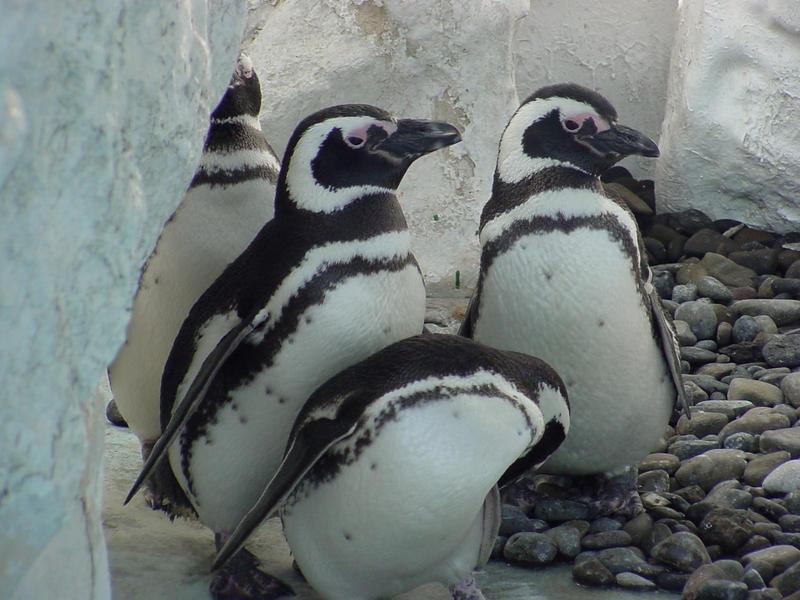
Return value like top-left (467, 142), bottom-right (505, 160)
top-left (668, 235), bottom-right (689, 262)
top-left (746, 589), bottom-right (783, 600)
top-left (703, 482), bottom-right (753, 510)
top-left (720, 342), bottom-right (765, 364)
top-left (786, 491), bottom-right (800, 515)
top-left (642, 521), bottom-right (673, 557)
top-left (685, 229), bottom-right (738, 258)
top-left (698, 362), bottom-right (738, 379)
top-left (730, 287), bottom-right (758, 301)
top-left (677, 300), bottom-right (720, 341)
top-left (499, 504), bottom-right (548, 537)
top-left (770, 560), bottom-right (800, 596)
top-left (683, 346), bottom-right (720, 365)
top-left (759, 373), bottom-right (790, 387)
top-left (752, 497), bottom-right (789, 521)
top-left (772, 278), bottom-right (800, 299)
top-left (717, 322), bottom-right (734, 347)
top-left (719, 407), bottom-right (791, 442)
top-left (532, 498), bottom-right (589, 522)
top-left (581, 530), bottom-right (633, 550)
top-left (730, 249), bottom-right (779, 276)
top-left (572, 556), bottom-right (614, 587)
top-left (698, 276), bottom-right (735, 304)
top-left (700, 253), bottom-right (758, 288)
top-left (773, 403), bottom-right (798, 423)
top-left (758, 277), bottom-right (778, 299)
top-left (663, 299), bottom-right (679, 317)
top-left (651, 505), bottom-right (685, 520)
top-left (623, 512), bottom-right (653, 546)
top-left (761, 428), bottom-right (800, 457)
top-left (674, 283), bottom-right (700, 304)
top-left (690, 579), bottom-right (749, 600)
top-left (656, 571), bottom-right (691, 592)
top-left (595, 546), bottom-right (663, 577)
top-left (651, 531), bottom-right (711, 573)
top-left (676, 450), bottom-right (748, 491)
top-left (676, 319), bottom-right (699, 346)
top-left (614, 571), bottom-right (656, 590)
top-left (788, 260), bottom-right (800, 279)
top-left (731, 299), bottom-right (800, 327)
top-left (699, 340), bottom-right (720, 351)
top-left (657, 209), bottom-right (714, 236)
top-left (503, 532), bottom-right (558, 565)
top-left (752, 521), bottom-right (782, 538)
top-left (743, 451), bottom-right (792, 486)
top-left (739, 535), bottom-right (772, 556)
top-left (697, 400), bottom-right (756, 420)
top-left (699, 508), bottom-right (755, 552)
top-left (754, 315), bottom-right (779, 335)
top-left (678, 411), bottom-right (729, 437)
top-left (732, 315), bottom-right (762, 344)
top-left (781, 514), bottom-right (800, 533)
top-left (583, 519), bottom-right (618, 536)
top-left (639, 452), bottom-right (681, 475)
top-left (710, 391), bottom-right (727, 401)
top-left (724, 432), bottom-right (759, 452)
top-left (543, 521), bottom-right (587, 558)
top-left (727, 378), bottom-right (784, 407)
top-left (744, 567), bottom-right (767, 590)
top-left (763, 335), bottom-right (800, 368)
top-left (687, 375), bottom-right (731, 395)
top-left (782, 373), bottom-right (800, 408)
top-left (742, 545), bottom-right (800, 574)
top-left (771, 531), bottom-right (800, 549)
top-left (670, 439), bottom-right (721, 461)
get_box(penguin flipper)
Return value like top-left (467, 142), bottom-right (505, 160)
top-left (458, 289), bottom-right (479, 338)
top-left (124, 317), bottom-right (256, 505)
top-left (476, 485), bottom-right (501, 569)
top-left (213, 413), bottom-right (359, 571)
top-left (647, 282), bottom-right (691, 419)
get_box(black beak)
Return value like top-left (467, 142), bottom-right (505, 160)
top-left (579, 123), bottom-right (659, 159)
top-left (374, 119), bottom-right (462, 161)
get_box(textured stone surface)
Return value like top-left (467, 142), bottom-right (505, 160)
top-left (1, 3), bottom-right (246, 598)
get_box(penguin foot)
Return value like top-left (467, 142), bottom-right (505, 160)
top-left (449, 576), bottom-right (486, 600)
top-left (139, 441), bottom-right (197, 520)
top-left (105, 399), bottom-right (129, 427)
top-left (210, 547), bottom-right (294, 600)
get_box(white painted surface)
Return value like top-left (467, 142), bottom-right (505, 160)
top-left (0, 2), bottom-right (246, 597)
top-left (243, 0), bottom-right (678, 285)
top-left (656, 0), bottom-right (800, 233)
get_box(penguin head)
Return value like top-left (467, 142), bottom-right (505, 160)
top-left (496, 83), bottom-right (659, 182)
top-left (211, 52), bottom-right (261, 120)
top-left (278, 105), bottom-right (461, 214)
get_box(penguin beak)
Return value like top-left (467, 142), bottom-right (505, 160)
top-left (578, 124), bottom-right (660, 159)
top-left (374, 119), bottom-right (462, 162)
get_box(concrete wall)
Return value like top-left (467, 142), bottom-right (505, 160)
top-left (0, 1), bottom-right (247, 597)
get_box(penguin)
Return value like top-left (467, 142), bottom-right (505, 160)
top-left (460, 83), bottom-right (688, 516)
top-left (108, 52), bottom-right (280, 508)
top-left (125, 105), bottom-right (462, 598)
top-left (213, 333), bottom-right (570, 600)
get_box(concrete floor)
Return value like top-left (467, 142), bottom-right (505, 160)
top-left (103, 414), bottom-right (678, 600)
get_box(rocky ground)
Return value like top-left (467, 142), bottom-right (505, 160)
top-left (427, 170), bottom-right (800, 600)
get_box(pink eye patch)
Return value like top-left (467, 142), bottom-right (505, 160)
top-left (561, 112), bottom-right (610, 134)
top-left (344, 121), bottom-right (397, 148)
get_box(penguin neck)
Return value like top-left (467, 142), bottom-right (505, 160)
top-left (480, 166), bottom-right (599, 232)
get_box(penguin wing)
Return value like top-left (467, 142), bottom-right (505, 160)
top-left (458, 287), bottom-right (480, 338)
top-left (647, 281), bottom-right (691, 419)
top-left (124, 315), bottom-right (259, 504)
top-left (213, 407), bottom-right (360, 571)
top-left (477, 485), bottom-right (501, 569)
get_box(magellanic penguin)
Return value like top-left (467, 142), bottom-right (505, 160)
top-left (213, 333), bottom-right (570, 600)
top-left (108, 53), bottom-right (280, 504)
top-left (126, 105), bottom-right (462, 598)
top-left (460, 83), bottom-right (688, 516)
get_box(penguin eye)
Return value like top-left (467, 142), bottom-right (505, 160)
top-left (345, 136), bottom-right (365, 149)
top-left (563, 119), bottom-right (581, 133)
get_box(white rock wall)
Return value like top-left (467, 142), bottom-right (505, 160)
top-left (0, 1), bottom-right (247, 598)
top-left (245, 0), bottom-right (679, 285)
top-left (656, 0), bottom-right (800, 233)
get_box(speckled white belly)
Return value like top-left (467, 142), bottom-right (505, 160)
top-left (109, 179), bottom-right (273, 441)
top-left (282, 393), bottom-right (532, 600)
top-left (173, 264), bottom-right (425, 532)
top-left (474, 227), bottom-right (673, 475)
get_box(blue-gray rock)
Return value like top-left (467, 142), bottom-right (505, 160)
top-left (723, 432), bottom-right (758, 452)
top-left (754, 315), bottom-right (779, 334)
top-left (675, 319), bottom-right (699, 346)
top-left (674, 283), bottom-right (700, 303)
top-left (683, 346), bottom-right (720, 365)
top-left (686, 374), bottom-right (731, 394)
top-left (543, 521), bottom-right (587, 558)
top-left (732, 315), bottom-right (761, 344)
top-left (588, 517), bottom-right (622, 533)
top-left (572, 556), bottom-right (614, 587)
top-left (731, 299), bottom-right (800, 326)
top-left (786, 491), bottom-right (800, 515)
top-left (771, 560), bottom-right (800, 596)
top-left (699, 508), bottom-right (755, 552)
top-left (692, 579), bottom-right (749, 600)
top-left (763, 335), bottom-right (800, 368)
top-left (651, 531), bottom-right (711, 572)
top-left (533, 498), bottom-right (589, 522)
top-left (676, 300), bottom-right (719, 341)
top-left (595, 546), bottom-right (664, 576)
top-left (782, 373), bottom-right (800, 408)
top-left (743, 451), bottom-right (792, 486)
top-left (682, 560), bottom-right (746, 600)
top-left (581, 530), bottom-right (633, 550)
top-left (742, 545), bottom-right (800, 574)
top-left (743, 568), bottom-right (766, 590)
top-left (623, 512), bottom-right (653, 546)
top-left (670, 439), bottom-right (720, 460)
top-left (503, 532), bottom-right (557, 565)
top-left (698, 276), bottom-right (734, 304)
top-left (676, 450), bottom-right (747, 491)
top-left (697, 400), bottom-right (754, 420)
top-left (761, 428), bottom-right (800, 457)
top-left (615, 571), bottom-right (656, 590)
top-left (499, 504), bottom-right (548, 537)
top-left (719, 407), bottom-right (791, 442)
top-left (781, 514), bottom-right (800, 533)
top-left (653, 269), bottom-right (676, 299)
top-left (720, 342), bottom-right (765, 364)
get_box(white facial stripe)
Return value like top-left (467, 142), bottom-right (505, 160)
top-left (210, 114), bottom-right (262, 130)
top-left (480, 185), bottom-right (641, 273)
top-left (252, 230), bottom-right (412, 343)
top-left (199, 148), bottom-right (278, 173)
top-left (287, 116), bottom-right (396, 213)
top-left (497, 97), bottom-right (602, 183)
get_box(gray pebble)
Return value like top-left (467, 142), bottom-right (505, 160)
top-left (588, 517), bottom-right (622, 533)
top-left (675, 319), bottom-right (699, 346)
top-left (595, 546), bottom-right (664, 576)
top-left (651, 531), bottom-right (711, 572)
top-left (581, 530), bottom-right (633, 550)
top-left (543, 521), bottom-right (586, 558)
top-left (732, 315), bottom-right (762, 343)
top-left (743, 451), bottom-right (792, 486)
top-left (697, 339), bottom-right (719, 351)
top-left (723, 432), bottom-right (759, 452)
top-left (615, 571), bottom-right (656, 589)
top-left (677, 411), bottom-right (729, 437)
top-left (698, 276), bottom-right (734, 304)
top-left (730, 299), bottom-right (800, 327)
top-left (692, 579), bottom-right (749, 600)
top-left (760, 428), bottom-right (800, 457)
top-left (676, 300), bottom-right (719, 341)
top-left (670, 439), bottom-right (720, 461)
top-left (763, 335), bottom-right (800, 368)
top-left (699, 508), bottom-right (755, 552)
top-left (686, 373), bottom-right (731, 394)
top-left (744, 567), bottom-right (766, 590)
top-left (752, 496), bottom-right (788, 521)
top-left (623, 512), bottom-right (653, 546)
top-left (533, 498), bottom-right (589, 522)
top-left (639, 452), bottom-right (681, 474)
top-left (727, 378), bottom-right (784, 407)
top-left (719, 407), bottom-right (791, 443)
top-left (499, 504), bottom-right (548, 537)
top-left (676, 450), bottom-right (747, 491)
top-left (674, 283), bottom-right (699, 303)
top-left (742, 545), bottom-right (800, 574)
top-left (782, 372), bottom-right (800, 408)
top-left (503, 532), bottom-right (557, 565)
top-left (697, 400), bottom-right (755, 420)
top-left (785, 491), bottom-right (800, 515)
top-left (683, 346), bottom-right (720, 365)
top-left (769, 559), bottom-right (800, 596)
top-left (571, 556), bottom-right (614, 587)
top-left (717, 321), bottom-right (733, 347)
top-left (780, 514), bottom-right (800, 533)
